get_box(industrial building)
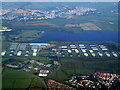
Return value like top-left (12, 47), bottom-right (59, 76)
top-left (17, 51), bottom-right (22, 56)
top-left (91, 53), bottom-right (96, 57)
top-left (84, 53), bottom-right (88, 57)
top-left (105, 52), bottom-right (111, 57)
top-left (1, 51), bottom-right (6, 56)
top-left (61, 46), bottom-right (68, 50)
top-left (19, 44), bottom-right (27, 50)
top-left (38, 70), bottom-right (49, 77)
top-left (10, 43), bottom-right (18, 50)
top-left (112, 52), bottom-right (118, 57)
top-left (98, 52), bottom-right (103, 57)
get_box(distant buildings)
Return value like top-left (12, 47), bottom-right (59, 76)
top-left (2, 6), bottom-right (96, 21)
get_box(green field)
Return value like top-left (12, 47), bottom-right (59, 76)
top-left (2, 68), bottom-right (46, 89)
top-left (47, 57), bottom-right (120, 83)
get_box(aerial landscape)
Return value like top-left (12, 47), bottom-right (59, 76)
top-left (1, 1), bottom-right (120, 90)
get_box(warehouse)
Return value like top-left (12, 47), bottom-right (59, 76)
top-left (68, 50), bottom-right (72, 53)
top-left (9, 53), bottom-right (13, 56)
top-left (33, 52), bottom-right (37, 56)
top-left (10, 43), bottom-right (18, 50)
top-left (72, 48), bottom-right (76, 50)
top-left (70, 45), bottom-right (77, 49)
top-left (71, 46), bottom-right (77, 49)
top-left (89, 50), bottom-right (94, 53)
top-left (61, 46), bottom-right (67, 48)
top-left (89, 44), bottom-right (95, 46)
top-left (79, 46), bottom-right (86, 49)
top-left (17, 51), bottom-right (22, 56)
top-left (98, 52), bottom-right (103, 57)
top-left (25, 54), bottom-right (29, 57)
top-left (99, 45), bottom-right (108, 51)
top-left (70, 45), bottom-right (76, 47)
top-left (84, 53), bottom-right (88, 56)
top-left (91, 47), bottom-right (98, 50)
top-left (61, 46), bottom-right (68, 50)
top-left (79, 44), bottom-right (85, 46)
top-left (75, 49), bottom-right (79, 53)
top-left (19, 44), bottom-right (27, 50)
top-left (112, 52), bottom-right (118, 57)
top-left (1, 51), bottom-right (6, 56)
top-left (30, 43), bottom-right (48, 46)
top-left (26, 50), bottom-right (29, 53)
top-left (40, 45), bottom-right (47, 48)
top-left (38, 70), bottom-right (49, 77)
top-left (98, 45), bottom-right (105, 47)
top-left (81, 49), bottom-right (87, 53)
top-left (31, 45), bottom-right (38, 55)
top-left (91, 53), bottom-right (96, 57)
top-left (105, 52), bottom-right (110, 57)
top-left (31, 45), bottom-right (38, 50)
top-left (101, 48), bottom-right (108, 51)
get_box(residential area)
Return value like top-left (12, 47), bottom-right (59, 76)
top-left (1, 6), bottom-right (96, 20)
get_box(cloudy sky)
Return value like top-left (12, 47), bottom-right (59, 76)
top-left (1, 0), bottom-right (120, 2)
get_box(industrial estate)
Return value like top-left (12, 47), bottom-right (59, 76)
top-left (1, 43), bottom-right (119, 58)
top-left (1, 2), bottom-right (120, 90)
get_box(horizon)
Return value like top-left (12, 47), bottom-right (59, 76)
top-left (1, 0), bottom-right (120, 2)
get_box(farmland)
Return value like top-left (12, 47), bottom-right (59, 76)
top-left (2, 68), bottom-right (46, 89)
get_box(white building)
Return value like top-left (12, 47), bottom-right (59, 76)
top-left (70, 45), bottom-right (76, 47)
top-left (79, 44), bottom-right (85, 46)
top-left (112, 52), bottom-right (118, 57)
top-left (38, 70), bottom-right (49, 77)
top-left (33, 49), bottom-right (37, 53)
top-left (98, 52), bottom-right (103, 56)
top-left (17, 51), bottom-right (22, 56)
top-left (91, 47), bottom-right (98, 50)
top-left (84, 53), bottom-right (88, 56)
top-left (91, 53), bottom-right (96, 57)
top-left (89, 44), bottom-right (95, 46)
top-left (68, 50), bottom-right (72, 53)
top-left (81, 49), bottom-right (87, 53)
top-left (105, 52), bottom-right (110, 57)
top-left (33, 53), bottom-right (37, 56)
top-left (101, 48), bottom-right (108, 51)
top-left (75, 49), bottom-right (79, 53)
top-left (89, 50), bottom-right (93, 53)
top-left (61, 46), bottom-right (67, 48)
top-left (1, 51), bottom-right (6, 56)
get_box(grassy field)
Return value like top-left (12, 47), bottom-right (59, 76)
top-left (61, 57), bottom-right (120, 74)
top-left (17, 30), bottom-right (42, 41)
top-left (47, 56), bottom-right (120, 83)
top-left (2, 68), bottom-right (46, 89)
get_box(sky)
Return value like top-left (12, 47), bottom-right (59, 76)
top-left (1, 0), bottom-right (120, 2)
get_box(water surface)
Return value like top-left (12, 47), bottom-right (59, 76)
top-left (26, 30), bottom-right (119, 43)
